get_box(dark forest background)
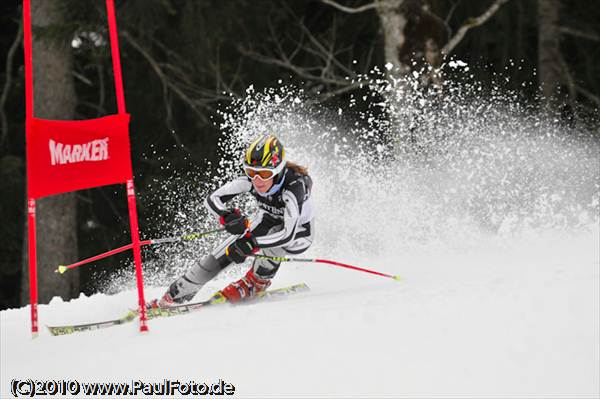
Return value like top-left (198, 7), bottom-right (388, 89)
top-left (0, 0), bottom-right (598, 310)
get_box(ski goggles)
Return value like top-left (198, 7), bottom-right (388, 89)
top-left (244, 166), bottom-right (276, 180)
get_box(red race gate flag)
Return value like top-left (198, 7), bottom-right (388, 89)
top-left (27, 115), bottom-right (133, 199)
top-left (23, 0), bottom-right (149, 337)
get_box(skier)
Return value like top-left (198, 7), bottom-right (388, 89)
top-left (156, 134), bottom-right (314, 306)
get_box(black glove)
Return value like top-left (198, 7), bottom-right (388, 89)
top-left (225, 233), bottom-right (259, 264)
top-left (220, 208), bottom-right (248, 235)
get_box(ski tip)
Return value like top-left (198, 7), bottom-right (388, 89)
top-left (392, 275), bottom-right (402, 281)
top-left (46, 325), bottom-right (74, 336)
top-left (56, 265), bottom-right (68, 274)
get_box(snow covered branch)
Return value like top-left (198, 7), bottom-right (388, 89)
top-left (441, 0), bottom-right (510, 56)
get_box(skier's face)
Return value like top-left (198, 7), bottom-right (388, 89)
top-left (252, 176), bottom-right (274, 193)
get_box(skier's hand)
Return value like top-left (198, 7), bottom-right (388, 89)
top-left (225, 233), bottom-right (259, 264)
top-left (220, 208), bottom-right (249, 235)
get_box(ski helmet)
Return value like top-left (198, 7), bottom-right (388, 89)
top-left (243, 134), bottom-right (286, 179)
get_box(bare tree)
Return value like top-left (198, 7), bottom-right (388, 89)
top-left (537, 0), bottom-right (564, 108)
top-left (237, 2), bottom-right (370, 101)
top-left (374, 0), bottom-right (409, 77)
top-left (21, 0), bottom-right (79, 305)
top-left (557, 13), bottom-right (600, 109)
top-left (537, 0), bottom-right (600, 112)
top-left (323, 0), bottom-right (510, 85)
top-left (441, 0), bottom-right (510, 56)
top-left (0, 20), bottom-right (23, 151)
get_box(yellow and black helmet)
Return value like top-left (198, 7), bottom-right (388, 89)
top-left (243, 134), bottom-right (286, 176)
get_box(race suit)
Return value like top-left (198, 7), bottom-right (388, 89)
top-left (169, 167), bottom-right (314, 302)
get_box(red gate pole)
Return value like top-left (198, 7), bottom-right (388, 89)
top-left (23, 0), bottom-right (38, 339)
top-left (27, 199), bottom-right (38, 338)
top-left (106, 0), bottom-right (148, 332)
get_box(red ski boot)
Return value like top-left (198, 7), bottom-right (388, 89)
top-left (146, 292), bottom-right (176, 310)
top-left (220, 268), bottom-right (272, 303)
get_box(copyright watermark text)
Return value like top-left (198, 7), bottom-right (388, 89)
top-left (10, 378), bottom-right (235, 397)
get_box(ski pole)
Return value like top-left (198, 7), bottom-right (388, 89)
top-left (55, 228), bottom-right (225, 274)
top-left (252, 254), bottom-right (401, 281)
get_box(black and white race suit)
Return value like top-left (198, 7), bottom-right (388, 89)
top-left (170, 167), bottom-right (315, 302)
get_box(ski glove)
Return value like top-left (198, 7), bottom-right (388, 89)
top-left (220, 208), bottom-right (249, 235)
top-left (225, 233), bottom-right (259, 264)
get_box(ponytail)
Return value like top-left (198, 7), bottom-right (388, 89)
top-left (286, 161), bottom-right (309, 176)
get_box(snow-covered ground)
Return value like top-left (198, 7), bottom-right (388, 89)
top-left (3, 74), bottom-right (599, 397)
top-left (2, 227), bottom-right (598, 398)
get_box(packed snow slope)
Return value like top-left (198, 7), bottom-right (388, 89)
top-left (2, 231), bottom-right (599, 398)
top-left (2, 70), bottom-right (600, 397)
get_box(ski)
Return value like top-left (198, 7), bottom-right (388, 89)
top-left (145, 282), bottom-right (309, 319)
top-left (47, 283), bottom-right (309, 336)
top-left (47, 311), bottom-right (138, 336)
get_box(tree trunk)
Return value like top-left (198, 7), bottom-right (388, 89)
top-left (21, 0), bottom-right (79, 305)
top-left (537, 0), bottom-right (563, 107)
top-left (376, 0), bottom-right (410, 79)
top-left (375, 0), bottom-right (447, 83)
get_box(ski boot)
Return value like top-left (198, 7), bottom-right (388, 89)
top-left (219, 268), bottom-right (272, 303)
top-left (147, 275), bottom-right (202, 310)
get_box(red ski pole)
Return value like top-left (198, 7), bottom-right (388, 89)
top-left (55, 228), bottom-right (225, 274)
top-left (252, 255), bottom-right (401, 281)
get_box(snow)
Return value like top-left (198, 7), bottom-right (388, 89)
top-left (448, 60), bottom-right (468, 68)
top-left (3, 74), bottom-right (599, 397)
top-left (2, 228), bottom-right (598, 398)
